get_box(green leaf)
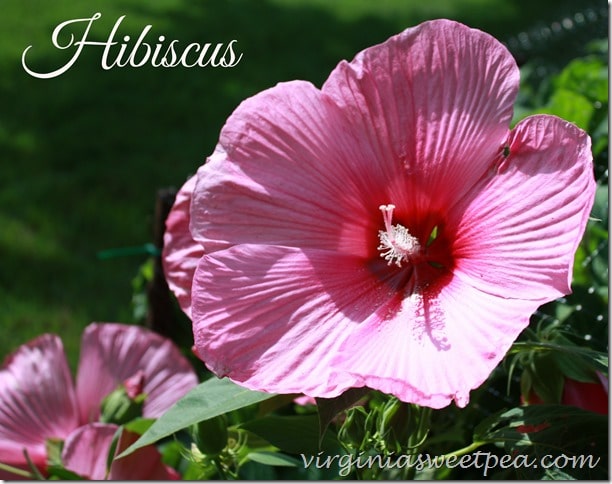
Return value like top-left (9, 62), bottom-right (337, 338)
top-left (46, 465), bottom-right (86, 480)
top-left (338, 406), bottom-right (372, 449)
top-left (537, 89), bottom-right (594, 131)
top-left (592, 184), bottom-right (609, 226)
top-left (247, 451), bottom-right (300, 467)
top-left (193, 414), bottom-right (228, 455)
top-left (554, 353), bottom-right (600, 383)
top-left (542, 467), bottom-right (577, 480)
top-left (474, 405), bottom-right (607, 479)
top-left (258, 393), bottom-right (305, 415)
top-left (105, 427), bottom-right (122, 477)
top-left (590, 114), bottom-right (609, 156)
top-left (555, 57), bottom-right (608, 105)
top-left (122, 417), bottom-right (155, 435)
top-left (529, 353), bottom-right (564, 403)
top-left (118, 377), bottom-right (274, 458)
top-left (508, 342), bottom-right (608, 375)
top-left (239, 460), bottom-right (279, 480)
top-left (551, 335), bottom-right (604, 383)
top-left (240, 414), bottom-right (339, 454)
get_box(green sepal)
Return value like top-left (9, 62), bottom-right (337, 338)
top-left (192, 414), bottom-right (228, 456)
top-left (100, 385), bottom-right (147, 425)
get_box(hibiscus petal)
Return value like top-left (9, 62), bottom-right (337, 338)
top-left (191, 244), bottom-right (408, 396)
top-left (322, 19), bottom-right (519, 214)
top-left (62, 424), bottom-right (180, 480)
top-left (110, 429), bottom-right (180, 480)
top-left (0, 335), bottom-right (78, 470)
top-left (61, 423), bottom-right (117, 480)
top-left (190, 21), bottom-right (519, 268)
top-left (162, 175), bottom-right (204, 317)
top-left (191, 81), bottom-right (388, 260)
top-left (449, 115), bottom-right (595, 300)
top-left (75, 323), bottom-right (198, 423)
top-left (190, 80), bottom-right (401, 258)
top-left (333, 274), bottom-right (541, 408)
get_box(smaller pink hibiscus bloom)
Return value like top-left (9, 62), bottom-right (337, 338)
top-left (0, 323), bottom-right (197, 479)
top-left (163, 175), bottom-right (204, 319)
top-left (61, 423), bottom-right (180, 480)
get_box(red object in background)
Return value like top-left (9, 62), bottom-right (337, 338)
top-left (523, 376), bottom-right (609, 415)
top-left (561, 378), bottom-right (608, 415)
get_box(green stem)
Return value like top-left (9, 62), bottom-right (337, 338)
top-left (24, 450), bottom-right (46, 480)
top-left (403, 462), bottom-right (417, 480)
top-left (437, 440), bottom-right (486, 464)
top-left (510, 341), bottom-right (602, 357)
top-left (401, 406), bottom-right (433, 479)
top-left (0, 461), bottom-right (33, 478)
top-left (213, 458), bottom-right (231, 480)
top-left (399, 440), bottom-right (486, 479)
top-left (415, 407), bottom-right (432, 442)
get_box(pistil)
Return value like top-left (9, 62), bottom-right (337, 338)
top-left (377, 204), bottom-right (421, 267)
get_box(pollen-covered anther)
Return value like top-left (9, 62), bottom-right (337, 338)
top-left (377, 204), bottom-right (421, 267)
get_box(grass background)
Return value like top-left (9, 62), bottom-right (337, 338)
top-left (0, 0), bottom-right (606, 367)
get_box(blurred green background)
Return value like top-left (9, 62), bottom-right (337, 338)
top-left (0, 0), bottom-right (607, 366)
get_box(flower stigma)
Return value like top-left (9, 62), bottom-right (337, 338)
top-left (377, 204), bottom-right (421, 267)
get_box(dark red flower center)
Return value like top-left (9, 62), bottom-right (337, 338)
top-left (373, 203), bottom-right (456, 296)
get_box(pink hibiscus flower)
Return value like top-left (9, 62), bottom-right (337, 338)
top-left (163, 20), bottom-right (595, 408)
top-left (61, 423), bottom-right (180, 480)
top-left (0, 323), bottom-right (197, 479)
top-left (163, 175), bottom-right (204, 318)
